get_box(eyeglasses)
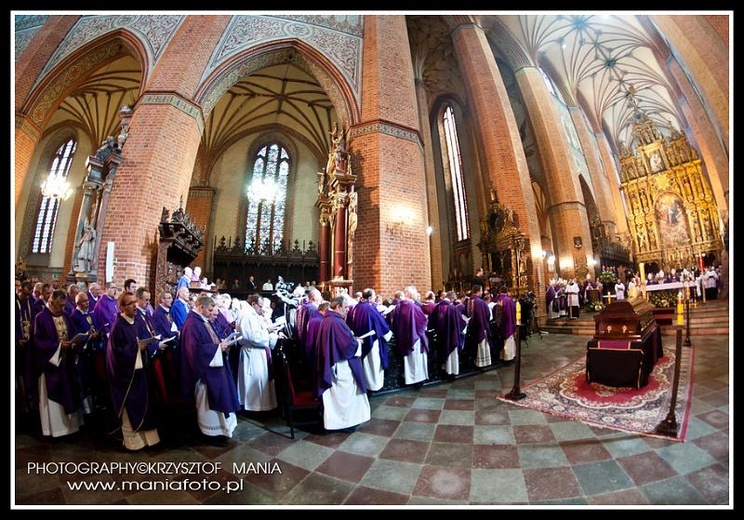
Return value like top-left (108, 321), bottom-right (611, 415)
top-left (122, 301), bottom-right (137, 307)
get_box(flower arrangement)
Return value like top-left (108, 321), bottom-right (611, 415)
top-left (598, 268), bottom-right (618, 287)
top-left (648, 292), bottom-right (676, 308)
top-left (591, 301), bottom-right (605, 312)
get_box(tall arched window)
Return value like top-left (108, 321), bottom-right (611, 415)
top-left (245, 142), bottom-right (290, 253)
top-left (31, 138), bottom-right (77, 254)
top-left (442, 105), bottom-right (470, 241)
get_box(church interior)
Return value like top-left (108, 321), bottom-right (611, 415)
top-left (13, 13), bottom-right (730, 507)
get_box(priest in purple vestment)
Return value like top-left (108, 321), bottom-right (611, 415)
top-left (390, 286), bottom-right (429, 385)
top-left (314, 296), bottom-right (370, 431)
top-left (466, 284), bottom-right (493, 368)
top-left (107, 291), bottom-right (161, 451)
top-left (92, 282), bottom-right (120, 339)
top-left (150, 290), bottom-right (181, 405)
top-left (294, 288), bottom-right (323, 378)
top-left (69, 291), bottom-right (103, 414)
top-left (428, 291), bottom-right (466, 377)
top-left (31, 289), bottom-right (83, 438)
top-left (350, 288), bottom-right (393, 392)
top-left (180, 294), bottom-right (240, 444)
top-left (495, 288), bottom-right (518, 362)
top-left (545, 282), bottom-right (557, 319)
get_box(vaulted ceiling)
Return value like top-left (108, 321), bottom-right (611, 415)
top-left (489, 14), bottom-right (681, 150)
top-left (38, 14), bottom-right (690, 170)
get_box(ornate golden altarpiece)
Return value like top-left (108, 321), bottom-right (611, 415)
top-left (619, 116), bottom-right (721, 271)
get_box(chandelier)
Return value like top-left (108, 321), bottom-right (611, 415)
top-left (246, 177), bottom-right (277, 203)
top-left (40, 173), bottom-right (73, 201)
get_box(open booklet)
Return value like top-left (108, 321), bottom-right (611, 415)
top-left (225, 331), bottom-right (243, 347)
top-left (70, 332), bottom-right (91, 345)
top-left (137, 334), bottom-right (161, 346)
top-left (355, 329), bottom-right (376, 340)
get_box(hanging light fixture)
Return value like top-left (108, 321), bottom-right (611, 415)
top-left (40, 173), bottom-right (73, 201)
top-left (246, 177), bottom-right (278, 203)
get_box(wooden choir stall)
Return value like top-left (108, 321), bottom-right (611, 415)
top-left (585, 298), bottom-right (663, 389)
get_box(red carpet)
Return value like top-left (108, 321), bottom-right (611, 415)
top-left (499, 344), bottom-right (694, 441)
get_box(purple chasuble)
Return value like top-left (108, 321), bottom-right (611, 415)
top-left (314, 312), bottom-right (367, 399)
top-left (496, 293), bottom-right (517, 338)
top-left (32, 306), bottom-right (81, 414)
top-left (92, 295), bottom-right (119, 340)
top-left (297, 302), bottom-right (320, 366)
top-left (466, 295), bottom-right (492, 344)
top-left (350, 300), bottom-right (391, 369)
top-left (429, 299), bottom-right (465, 357)
top-left (151, 305), bottom-right (178, 343)
top-left (545, 286), bottom-right (556, 313)
top-left (106, 313), bottom-right (158, 431)
top-left (180, 311), bottom-right (239, 415)
top-left (390, 299), bottom-right (429, 357)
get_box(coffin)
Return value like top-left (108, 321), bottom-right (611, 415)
top-left (585, 298), bottom-right (663, 389)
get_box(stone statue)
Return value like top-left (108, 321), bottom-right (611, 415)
top-left (117, 123), bottom-right (129, 150)
top-left (74, 220), bottom-right (96, 273)
top-left (650, 151), bottom-right (663, 173)
top-left (327, 122), bottom-right (349, 175)
top-left (347, 190), bottom-right (358, 267)
top-left (96, 136), bottom-right (116, 160)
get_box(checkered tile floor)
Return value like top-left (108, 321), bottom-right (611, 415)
top-left (14, 329), bottom-right (730, 507)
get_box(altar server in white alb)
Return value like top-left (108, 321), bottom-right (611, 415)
top-left (614, 281), bottom-right (626, 301)
top-left (236, 294), bottom-right (282, 412)
top-left (564, 278), bottom-right (581, 319)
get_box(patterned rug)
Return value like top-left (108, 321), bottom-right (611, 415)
top-left (499, 344), bottom-right (695, 441)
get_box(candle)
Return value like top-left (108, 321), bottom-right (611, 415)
top-left (677, 302), bottom-right (684, 326)
top-left (516, 300), bottom-right (521, 322)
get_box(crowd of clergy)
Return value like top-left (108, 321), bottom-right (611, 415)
top-left (544, 263), bottom-right (724, 321)
top-left (14, 274), bottom-right (523, 450)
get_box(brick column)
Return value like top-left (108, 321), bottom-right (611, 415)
top-left (95, 100), bottom-right (203, 287)
top-left (414, 78), bottom-right (444, 292)
top-left (668, 60), bottom-right (729, 212)
top-left (92, 15), bottom-right (230, 289)
top-left (514, 66), bottom-right (595, 280)
top-left (568, 106), bottom-right (623, 243)
top-left (448, 22), bottom-right (543, 296)
top-left (651, 15), bottom-right (728, 213)
top-left (186, 185), bottom-right (216, 275)
top-left (352, 16), bottom-right (431, 297)
top-left (14, 16), bottom-right (80, 208)
top-left (14, 115), bottom-right (41, 208)
top-left (594, 133), bottom-right (629, 237)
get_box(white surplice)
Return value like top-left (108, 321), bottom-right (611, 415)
top-left (236, 306), bottom-right (278, 411)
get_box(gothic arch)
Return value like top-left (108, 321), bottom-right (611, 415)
top-left (19, 30), bottom-right (149, 131)
top-left (194, 41), bottom-right (359, 132)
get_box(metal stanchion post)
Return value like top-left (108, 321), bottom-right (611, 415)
top-left (504, 323), bottom-right (526, 401)
top-left (656, 326), bottom-right (683, 437)
top-left (684, 294), bottom-right (692, 347)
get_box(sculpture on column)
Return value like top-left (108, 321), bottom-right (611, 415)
top-left (316, 121), bottom-right (356, 294)
top-left (73, 219), bottom-right (96, 273)
top-left (346, 188), bottom-right (358, 279)
top-left (116, 105), bottom-right (133, 150)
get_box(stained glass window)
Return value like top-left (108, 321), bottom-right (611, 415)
top-left (31, 138), bottom-right (77, 254)
top-left (245, 142), bottom-right (289, 254)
